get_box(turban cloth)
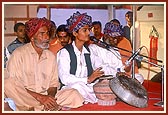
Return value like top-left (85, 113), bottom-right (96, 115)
top-left (103, 22), bottom-right (123, 37)
top-left (66, 11), bottom-right (92, 33)
top-left (25, 17), bottom-right (51, 38)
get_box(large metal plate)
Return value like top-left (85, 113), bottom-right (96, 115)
top-left (109, 75), bottom-right (148, 108)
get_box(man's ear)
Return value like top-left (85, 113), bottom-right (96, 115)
top-left (14, 32), bottom-right (17, 36)
top-left (30, 37), bottom-right (34, 42)
top-left (72, 31), bottom-right (77, 37)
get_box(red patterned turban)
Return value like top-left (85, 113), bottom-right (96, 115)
top-left (66, 11), bottom-right (92, 33)
top-left (25, 17), bottom-right (51, 38)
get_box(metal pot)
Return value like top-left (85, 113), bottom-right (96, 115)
top-left (109, 74), bottom-right (148, 108)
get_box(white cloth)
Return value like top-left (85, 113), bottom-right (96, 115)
top-left (134, 73), bottom-right (144, 84)
top-left (5, 47), bottom-right (10, 60)
top-left (57, 42), bottom-right (99, 103)
top-left (89, 44), bottom-right (124, 76)
top-left (4, 98), bottom-right (16, 111)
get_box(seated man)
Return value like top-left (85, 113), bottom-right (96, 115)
top-left (57, 11), bottom-right (105, 105)
top-left (90, 21), bottom-right (144, 84)
top-left (89, 21), bottom-right (144, 106)
top-left (4, 17), bottom-right (84, 111)
top-left (49, 24), bottom-right (71, 55)
top-left (89, 23), bottom-right (124, 77)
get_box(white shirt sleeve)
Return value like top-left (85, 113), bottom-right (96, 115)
top-left (89, 44), bottom-right (124, 76)
top-left (57, 49), bottom-right (88, 86)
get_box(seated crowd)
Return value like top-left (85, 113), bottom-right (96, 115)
top-left (4, 11), bottom-right (144, 111)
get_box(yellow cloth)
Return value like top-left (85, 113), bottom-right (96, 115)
top-left (4, 43), bottom-right (84, 111)
top-left (6, 43), bottom-right (59, 93)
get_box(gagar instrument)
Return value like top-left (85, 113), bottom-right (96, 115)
top-left (109, 73), bottom-right (148, 108)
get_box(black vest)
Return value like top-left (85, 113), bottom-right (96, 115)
top-left (64, 43), bottom-right (93, 76)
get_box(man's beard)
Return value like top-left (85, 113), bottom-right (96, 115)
top-left (34, 38), bottom-right (49, 50)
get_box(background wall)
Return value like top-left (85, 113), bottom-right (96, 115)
top-left (3, 4), bottom-right (38, 47)
top-left (137, 5), bottom-right (164, 80)
top-left (37, 6), bottom-right (130, 34)
top-left (38, 8), bottom-right (109, 31)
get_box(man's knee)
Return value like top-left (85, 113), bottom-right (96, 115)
top-left (4, 78), bottom-right (14, 90)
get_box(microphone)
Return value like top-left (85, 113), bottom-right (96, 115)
top-left (90, 35), bottom-right (110, 50)
top-left (125, 47), bottom-right (143, 66)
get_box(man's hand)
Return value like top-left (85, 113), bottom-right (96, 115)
top-left (87, 67), bottom-right (104, 83)
top-left (36, 95), bottom-right (60, 111)
top-left (26, 88), bottom-right (61, 111)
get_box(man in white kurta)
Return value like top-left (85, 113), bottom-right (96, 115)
top-left (57, 11), bottom-right (105, 104)
top-left (57, 41), bottom-right (99, 103)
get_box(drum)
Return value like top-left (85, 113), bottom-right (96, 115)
top-left (93, 75), bottom-right (116, 106)
top-left (109, 73), bottom-right (148, 108)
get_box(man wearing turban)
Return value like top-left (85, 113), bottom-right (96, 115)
top-left (4, 17), bottom-right (84, 111)
top-left (90, 20), bottom-right (144, 84)
top-left (89, 22), bottom-right (124, 106)
top-left (57, 11), bottom-right (105, 104)
top-left (90, 22), bottom-right (125, 76)
top-left (88, 20), bottom-right (144, 106)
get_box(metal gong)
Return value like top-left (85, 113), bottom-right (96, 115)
top-left (109, 74), bottom-right (148, 108)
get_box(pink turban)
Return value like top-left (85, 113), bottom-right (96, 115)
top-left (25, 17), bottom-right (51, 38)
top-left (66, 11), bottom-right (92, 33)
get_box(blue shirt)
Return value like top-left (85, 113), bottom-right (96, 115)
top-left (7, 38), bottom-right (26, 54)
top-left (4, 38), bottom-right (26, 68)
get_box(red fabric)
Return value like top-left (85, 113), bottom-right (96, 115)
top-left (25, 17), bottom-right (51, 38)
top-left (69, 80), bottom-right (164, 111)
top-left (69, 14), bottom-right (85, 32)
top-left (150, 36), bottom-right (158, 66)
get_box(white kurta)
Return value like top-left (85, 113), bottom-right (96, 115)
top-left (89, 44), bottom-right (124, 76)
top-left (57, 42), bottom-right (99, 103)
